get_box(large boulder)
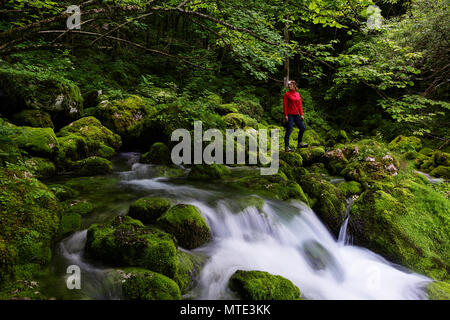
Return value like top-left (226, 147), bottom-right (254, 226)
top-left (9, 125), bottom-right (59, 159)
top-left (141, 142), bottom-right (172, 165)
top-left (157, 204), bottom-right (211, 250)
top-left (0, 167), bottom-right (60, 284)
top-left (296, 174), bottom-right (347, 236)
top-left (228, 270), bottom-right (301, 300)
top-left (348, 180), bottom-right (449, 280)
top-left (188, 163), bottom-right (231, 180)
top-left (112, 268), bottom-right (181, 300)
top-left (128, 197), bottom-right (172, 224)
top-left (0, 68), bottom-right (83, 127)
top-left (85, 215), bottom-right (178, 278)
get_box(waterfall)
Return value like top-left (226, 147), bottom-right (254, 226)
top-left (50, 153), bottom-right (432, 300)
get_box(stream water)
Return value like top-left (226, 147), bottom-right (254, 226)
top-left (41, 152), bottom-right (431, 300)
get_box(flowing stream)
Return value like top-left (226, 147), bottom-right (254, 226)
top-left (41, 152), bottom-right (431, 300)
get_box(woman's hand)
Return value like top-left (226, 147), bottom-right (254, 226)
top-left (285, 115), bottom-right (288, 122)
top-left (301, 115), bottom-right (305, 121)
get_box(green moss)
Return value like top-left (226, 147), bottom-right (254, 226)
top-left (59, 212), bottom-right (82, 236)
top-left (128, 197), bottom-right (172, 224)
top-left (0, 167), bottom-right (60, 270)
top-left (337, 181), bottom-right (363, 197)
top-left (72, 156), bottom-right (113, 176)
top-left (85, 216), bottom-right (178, 278)
top-left (298, 146), bottom-right (325, 164)
top-left (303, 129), bottom-right (324, 146)
top-left (427, 281), bottom-right (450, 300)
top-left (323, 148), bottom-right (349, 175)
top-left (141, 142), bottom-right (172, 165)
top-left (24, 157), bottom-right (56, 179)
top-left (430, 166), bottom-right (450, 179)
top-left (174, 250), bottom-right (204, 294)
top-left (223, 113), bottom-right (258, 129)
top-left (215, 103), bottom-right (239, 115)
top-left (188, 163), bottom-right (232, 180)
top-left (62, 199), bottom-right (94, 217)
top-left (11, 110), bottom-right (54, 129)
top-left (388, 135), bottom-right (422, 153)
top-left (280, 151), bottom-right (303, 167)
top-left (57, 116), bottom-right (121, 154)
top-left (297, 174), bottom-right (346, 235)
top-left (228, 270), bottom-right (301, 300)
top-left (10, 126), bottom-right (59, 159)
top-left (56, 134), bottom-right (88, 162)
top-left (47, 184), bottom-right (79, 201)
top-left (234, 173), bottom-right (309, 204)
top-left (116, 268), bottom-right (181, 300)
top-left (349, 180), bottom-right (450, 280)
top-left (233, 195), bottom-right (265, 213)
top-left (157, 204), bottom-right (211, 250)
top-left (91, 95), bottom-right (151, 142)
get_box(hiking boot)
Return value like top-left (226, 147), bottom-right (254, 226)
top-left (285, 146), bottom-right (293, 152)
top-left (298, 142), bottom-right (309, 148)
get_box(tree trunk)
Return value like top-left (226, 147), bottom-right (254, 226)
top-left (283, 18), bottom-right (290, 88)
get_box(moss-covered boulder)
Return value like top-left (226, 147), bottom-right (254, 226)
top-left (233, 195), bottom-right (265, 213)
top-left (430, 166), bottom-right (450, 179)
top-left (298, 146), bottom-right (325, 164)
top-left (128, 197), bottom-right (172, 224)
top-left (85, 215), bottom-right (178, 278)
top-left (234, 173), bottom-right (309, 204)
top-left (24, 157), bottom-right (56, 179)
top-left (174, 250), bottom-right (204, 294)
top-left (0, 167), bottom-right (60, 284)
top-left (91, 95), bottom-right (152, 143)
top-left (348, 180), bottom-right (450, 281)
top-left (57, 116), bottom-right (121, 155)
top-left (303, 129), bottom-right (324, 147)
top-left (427, 281), bottom-right (450, 300)
top-left (296, 174), bottom-right (346, 235)
top-left (11, 110), bottom-right (54, 129)
top-left (215, 103), bottom-right (239, 116)
top-left (72, 156), bottom-right (113, 176)
top-left (280, 151), bottom-right (303, 167)
top-left (388, 135), bottom-right (422, 153)
top-left (114, 268), bottom-right (181, 300)
top-left (337, 181), bottom-right (363, 198)
top-left (223, 113), bottom-right (258, 129)
top-left (9, 125), bottom-right (59, 159)
top-left (228, 270), bottom-right (301, 300)
top-left (0, 67), bottom-right (83, 126)
top-left (188, 163), bottom-right (232, 180)
top-left (157, 204), bottom-right (211, 250)
top-left (323, 148), bottom-right (349, 175)
top-left (47, 184), bottom-right (79, 201)
top-left (141, 142), bottom-right (172, 165)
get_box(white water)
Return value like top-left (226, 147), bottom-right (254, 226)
top-left (117, 161), bottom-right (431, 300)
top-left (56, 155), bottom-right (431, 300)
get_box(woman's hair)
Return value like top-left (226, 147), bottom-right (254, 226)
top-left (288, 80), bottom-right (297, 90)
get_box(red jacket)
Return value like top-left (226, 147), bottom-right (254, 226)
top-left (284, 89), bottom-right (303, 117)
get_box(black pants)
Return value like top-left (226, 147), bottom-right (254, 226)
top-left (284, 114), bottom-right (306, 148)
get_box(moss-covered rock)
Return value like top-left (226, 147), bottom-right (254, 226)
top-left (174, 250), bottom-right (204, 294)
top-left (296, 174), bottom-right (346, 235)
top-left (430, 166), bottom-right (450, 179)
top-left (348, 180), bottom-right (450, 280)
top-left (427, 281), bottom-right (450, 300)
top-left (228, 270), bottom-right (301, 300)
top-left (141, 142), bottom-right (172, 165)
top-left (47, 184), bottom-right (79, 201)
top-left (85, 215), bottom-right (178, 278)
top-left (323, 148), bottom-right (349, 175)
top-left (114, 268), bottom-right (181, 300)
top-left (280, 151), bottom-right (303, 167)
top-left (233, 195), bottom-right (265, 213)
top-left (9, 125), bottom-right (59, 159)
top-left (11, 110), bottom-right (54, 129)
top-left (56, 134), bottom-right (89, 162)
top-left (298, 146), bottom-right (325, 164)
top-left (92, 95), bottom-right (151, 143)
top-left (72, 156), bottom-right (113, 176)
top-left (388, 135), bottom-right (422, 153)
top-left (0, 167), bottom-right (60, 284)
top-left (234, 173), bottom-right (309, 204)
top-left (57, 116), bottom-right (121, 154)
top-left (0, 67), bottom-right (83, 126)
top-left (303, 129), bottom-right (324, 146)
top-left (215, 103), bottom-right (239, 116)
top-left (62, 199), bottom-right (94, 217)
top-left (223, 113), bottom-right (258, 129)
top-left (128, 197), bottom-right (172, 224)
top-left (337, 181), bottom-right (363, 198)
top-left (157, 204), bottom-right (211, 250)
top-left (24, 157), bottom-right (56, 179)
top-left (188, 163), bottom-right (232, 180)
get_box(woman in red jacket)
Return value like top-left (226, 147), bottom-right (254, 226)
top-left (284, 80), bottom-right (308, 152)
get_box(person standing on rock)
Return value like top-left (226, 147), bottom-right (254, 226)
top-left (284, 80), bottom-right (308, 152)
